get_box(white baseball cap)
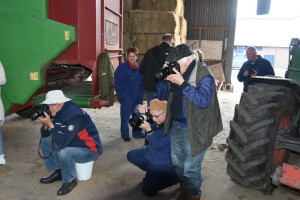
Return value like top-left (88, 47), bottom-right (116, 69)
top-left (41, 90), bottom-right (71, 105)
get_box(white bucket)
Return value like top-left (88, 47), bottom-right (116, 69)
top-left (76, 161), bottom-right (94, 181)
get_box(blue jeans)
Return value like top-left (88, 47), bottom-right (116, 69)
top-left (0, 128), bottom-right (3, 155)
top-left (171, 121), bottom-right (206, 196)
top-left (127, 148), bottom-right (179, 196)
top-left (146, 92), bottom-right (157, 106)
top-left (40, 135), bottom-right (99, 183)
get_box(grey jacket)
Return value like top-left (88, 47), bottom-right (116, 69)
top-left (164, 60), bottom-right (223, 155)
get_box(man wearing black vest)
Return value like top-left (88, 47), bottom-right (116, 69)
top-left (140, 33), bottom-right (174, 106)
top-left (158, 44), bottom-right (223, 200)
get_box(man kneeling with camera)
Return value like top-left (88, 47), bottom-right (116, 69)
top-left (127, 99), bottom-right (179, 196)
top-left (36, 90), bottom-right (103, 195)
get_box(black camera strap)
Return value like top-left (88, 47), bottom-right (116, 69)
top-left (38, 137), bottom-right (54, 159)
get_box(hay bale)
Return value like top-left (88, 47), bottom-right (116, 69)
top-left (134, 34), bottom-right (162, 54)
top-left (138, 0), bottom-right (184, 16)
top-left (123, 11), bottom-right (130, 33)
top-left (180, 16), bottom-right (187, 38)
top-left (124, 0), bottom-right (138, 12)
top-left (123, 32), bottom-right (136, 53)
top-left (129, 10), bottom-right (181, 35)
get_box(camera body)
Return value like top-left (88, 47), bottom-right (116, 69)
top-left (31, 105), bottom-right (50, 121)
top-left (155, 61), bottom-right (181, 80)
top-left (249, 68), bottom-right (256, 75)
top-left (129, 112), bottom-right (153, 128)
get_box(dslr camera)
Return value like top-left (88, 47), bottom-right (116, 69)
top-left (155, 61), bottom-right (180, 80)
top-left (129, 112), bottom-right (153, 128)
top-left (31, 105), bottom-right (50, 121)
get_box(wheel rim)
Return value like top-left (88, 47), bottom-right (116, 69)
top-left (273, 115), bottom-right (289, 167)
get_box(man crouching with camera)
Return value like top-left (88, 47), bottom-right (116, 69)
top-left (36, 90), bottom-right (103, 195)
top-left (127, 99), bottom-right (179, 196)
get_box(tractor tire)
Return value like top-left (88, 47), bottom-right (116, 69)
top-left (225, 83), bottom-right (300, 193)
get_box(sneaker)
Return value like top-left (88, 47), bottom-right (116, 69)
top-left (0, 155), bottom-right (6, 165)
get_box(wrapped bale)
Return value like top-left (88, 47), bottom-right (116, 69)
top-left (129, 10), bottom-right (180, 35)
top-left (138, 0), bottom-right (185, 16)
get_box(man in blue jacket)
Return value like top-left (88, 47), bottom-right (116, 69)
top-left (127, 99), bottom-right (178, 196)
top-left (36, 90), bottom-right (103, 195)
top-left (237, 46), bottom-right (275, 92)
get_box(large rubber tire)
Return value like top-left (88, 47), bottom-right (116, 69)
top-left (225, 83), bottom-right (300, 193)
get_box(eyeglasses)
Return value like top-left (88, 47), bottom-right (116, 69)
top-left (152, 111), bottom-right (165, 118)
top-left (49, 104), bottom-right (57, 107)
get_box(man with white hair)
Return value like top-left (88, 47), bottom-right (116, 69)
top-left (36, 90), bottom-right (103, 195)
top-left (158, 44), bottom-right (223, 200)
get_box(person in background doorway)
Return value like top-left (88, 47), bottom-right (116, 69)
top-left (114, 47), bottom-right (145, 141)
top-left (237, 46), bottom-right (275, 92)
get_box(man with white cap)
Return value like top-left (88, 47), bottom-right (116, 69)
top-left (127, 99), bottom-right (178, 196)
top-left (36, 90), bottom-right (103, 195)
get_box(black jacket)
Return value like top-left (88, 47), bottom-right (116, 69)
top-left (140, 42), bottom-right (173, 92)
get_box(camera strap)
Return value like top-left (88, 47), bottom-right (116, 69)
top-left (38, 137), bottom-right (54, 159)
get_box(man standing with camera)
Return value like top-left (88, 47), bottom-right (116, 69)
top-left (36, 90), bottom-right (102, 195)
top-left (237, 46), bottom-right (275, 92)
top-left (140, 33), bottom-right (174, 105)
top-left (159, 44), bottom-right (223, 200)
top-left (127, 99), bottom-right (178, 196)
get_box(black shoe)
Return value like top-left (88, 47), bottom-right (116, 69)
top-left (40, 169), bottom-right (62, 184)
top-left (57, 179), bottom-right (77, 195)
top-left (122, 137), bottom-right (131, 141)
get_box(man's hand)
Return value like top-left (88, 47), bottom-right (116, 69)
top-left (243, 70), bottom-right (249, 77)
top-left (36, 111), bottom-right (54, 128)
top-left (139, 121), bottom-right (151, 132)
top-left (166, 68), bottom-right (184, 85)
top-left (250, 69), bottom-right (257, 77)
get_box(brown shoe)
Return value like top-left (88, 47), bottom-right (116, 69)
top-left (186, 193), bottom-right (201, 200)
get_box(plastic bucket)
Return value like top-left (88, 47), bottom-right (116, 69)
top-left (76, 161), bottom-right (94, 181)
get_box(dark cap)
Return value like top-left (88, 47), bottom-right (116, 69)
top-left (166, 44), bottom-right (193, 62)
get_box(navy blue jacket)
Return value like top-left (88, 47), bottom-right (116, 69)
top-left (145, 124), bottom-right (172, 166)
top-left (114, 61), bottom-right (144, 104)
top-left (237, 55), bottom-right (275, 92)
top-left (41, 102), bottom-right (103, 155)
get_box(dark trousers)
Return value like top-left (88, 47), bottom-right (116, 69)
top-left (127, 148), bottom-right (179, 196)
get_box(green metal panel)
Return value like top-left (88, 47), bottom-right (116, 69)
top-left (0, 0), bottom-right (76, 115)
top-left (288, 45), bottom-right (300, 86)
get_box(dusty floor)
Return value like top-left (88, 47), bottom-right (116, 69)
top-left (0, 70), bottom-right (300, 200)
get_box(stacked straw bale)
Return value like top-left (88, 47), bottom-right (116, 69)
top-left (123, 0), bottom-right (187, 62)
